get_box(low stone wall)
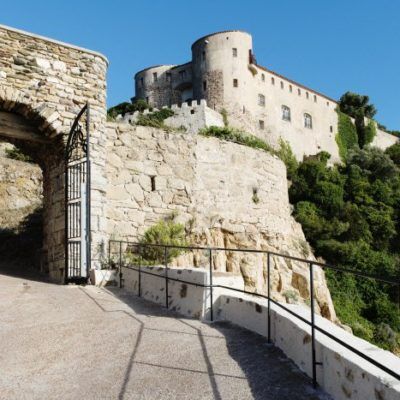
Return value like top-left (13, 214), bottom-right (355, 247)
top-left (118, 266), bottom-right (400, 400)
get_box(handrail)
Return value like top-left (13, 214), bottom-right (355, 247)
top-left (109, 240), bottom-right (400, 386)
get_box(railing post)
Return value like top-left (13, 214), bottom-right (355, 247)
top-left (209, 248), bottom-right (213, 322)
top-left (119, 241), bottom-right (123, 289)
top-left (138, 244), bottom-right (141, 297)
top-left (267, 252), bottom-right (271, 343)
top-left (164, 246), bottom-right (169, 308)
top-left (310, 262), bottom-right (317, 388)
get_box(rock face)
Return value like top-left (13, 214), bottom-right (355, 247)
top-left (105, 124), bottom-right (336, 320)
top-left (0, 149), bottom-right (42, 229)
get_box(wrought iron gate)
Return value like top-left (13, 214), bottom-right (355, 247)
top-left (64, 103), bottom-right (91, 283)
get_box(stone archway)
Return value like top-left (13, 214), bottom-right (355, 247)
top-left (0, 89), bottom-right (66, 281)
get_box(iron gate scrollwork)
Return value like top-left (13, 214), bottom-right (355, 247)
top-left (65, 103), bottom-right (91, 283)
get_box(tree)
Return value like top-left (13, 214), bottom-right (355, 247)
top-left (339, 92), bottom-right (377, 148)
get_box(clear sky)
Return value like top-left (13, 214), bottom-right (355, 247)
top-left (1, 0), bottom-right (399, 129)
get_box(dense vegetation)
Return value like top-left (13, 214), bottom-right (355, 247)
top-left (291, 93), bottom-right (400, 352)
top-left (5, 146), bottom-right (34, 163)
top-left (136, 108), bottom-right (175, 129)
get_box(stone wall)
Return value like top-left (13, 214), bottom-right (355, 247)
top-left (0, 24), bottom-right (108, 281)
top-left (105, 123), bottom-right (335, 319)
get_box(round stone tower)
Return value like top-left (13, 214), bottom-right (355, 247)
top-left (134, 65), bottom-right (176, 108)
top-left (191, 30), bottom-right (253, 111)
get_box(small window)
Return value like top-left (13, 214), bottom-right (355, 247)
top-left (330, 125), bottom-right (333, 133)
top-left (304, 113), bottom-right (312, 129)
top-left (179, 70), bottom-right (187, 80)
top-left (232, 48), bottom-right (238, 57)
top-left (282, 105), bottom-right (291, 121)
top-left (289, 85), bottom-right (293, 93)
top-left (280, 81), bottom-right (284, 89)
top-left (202, 51), bottom-right (206, 61)
top-left (242, 106), bottom-right (246, 114)
top-left (306, 92), bottom-right (309, 99)
top-left (259, 120), bottom-right (265, 130)
top-left (298, 88), bottom-right (301, 96)
top-left (271, 77), bottom-right (275, 85)
top-left (314, 95), bottom-right (317, 103)
top-left (150, 176), bottom-right (156, 191)
top-left (258, 94), bottom-right (265, 107)
top-left (153, 72), bottom-right (158, 82)
top-left (326, 101), bottom-right (329, 106)
top-left (166, 72), bottom-right (171, 82)
top-left (191, 109), bottom-right (195, 115)
top-left (146, 97), bottom-right (149, 103)
top-left (203, 81), bottom-right (207, 91)
top-left (233, 78), bottom-right (238, 88)
top-left (261, 73), bottom-right (265, 82)
top-left (140, 77), bottom-right (144, 87)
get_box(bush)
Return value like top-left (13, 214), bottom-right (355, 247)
top-left (140, 220), bottom-right (187, 263)
top-left (277, 138), bottom-right (298, 180)
top-left (199, 126), bottom-right (275, 153)
top-left (136, 108), bottom-right (174, 129)
top-left (107, 99), bottom-right (150, 120)
top-left (364, 120), bottom-right (377, 146)
top-left (5, 147), bottom-right (34, 163)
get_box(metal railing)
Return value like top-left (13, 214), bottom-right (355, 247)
top-left (108, 240), bottom-right (400, 387)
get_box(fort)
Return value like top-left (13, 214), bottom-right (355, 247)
top-left (0, 24), bottom-right (399, 399)
top-left (134, 30), bottom-right (398, 162)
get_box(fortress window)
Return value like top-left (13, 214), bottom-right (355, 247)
top-left (330, 125), bottom-right (333, 133)
top-left (232, 48), bottom-right (238, 57)
top-left (179, 70), bottom-right (187, 80)
top-left (166, 73), bottom-right (171, 82)
top-left (258, 94), bottom-right (265, 107)
top-left (271, 77), bottom-right (275, 85)
top-left (233, 79), bottom-right (238, 88)
top-left (304, 113), bottom-right (313, 129)
top-left (140, 77), bottom-right (144, 87)
top-left (280, 81), bottom-right (284, 89)
top-left (298, 88), bottom-right (301, 96)
top-left (259, 120), bottom-right (265, 130)
top-left (314, 95), bottom-right (317, 102)
top-left (153, 72), bottom-right (158, 82)
top-left (261, 74), bottom-right (265, 82)
top-left (306, 92), bottom-right (309, 99)
top-left (202, 51), bottom-right (206, 61)
top-left (150, 176), bottom-right (156, 191)
top-left (326, 101), bottom-right (329, 106)
top-left (289, 85), bottom-right (293, 93)
top-left (203, 81), bottom-right (207, 91)
top-left (282, 105), bottom-right (291, 122)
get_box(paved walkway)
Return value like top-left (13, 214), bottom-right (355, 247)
top-left (0, 272), bottom-right (331, 399)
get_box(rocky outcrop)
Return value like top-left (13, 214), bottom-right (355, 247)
top-left (0, 148), bottom-right (42, 229)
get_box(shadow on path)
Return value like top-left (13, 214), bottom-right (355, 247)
top-left (81, 286), bottom-right (330, 400)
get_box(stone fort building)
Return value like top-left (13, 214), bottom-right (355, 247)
top-left (134, 30), bottom-right (397, 162)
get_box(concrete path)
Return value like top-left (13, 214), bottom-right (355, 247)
top-left (0, 272), bottom-right (331, 400)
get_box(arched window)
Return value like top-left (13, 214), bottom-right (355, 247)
top-left (258, 94), bottom-right (265, 107)
top-left (304, 113), bottom-right (312, 129)
top-left (282, 105), bottom-right (291, 121)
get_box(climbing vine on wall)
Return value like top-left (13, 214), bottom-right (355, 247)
top-left (335, 110), bottom-right (358, 160)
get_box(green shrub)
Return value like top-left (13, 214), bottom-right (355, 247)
top-left (107, 99), bottom-right (151, 120)
top-left (336, 110), bottom-right (358, 160)
top-left (277, 138), bottom-right (298, 180)
top-left (220, 108), bottom-right (229, 127)
top-left (136, 108), bottom-right (174, 129)
top-left (199, 126), bottom-right (275, 153)
top-left (5, 147), bottom-right (34, 163)
top-left (140, 220), bottom-right (187, 263)
top-left (364, 120), bottom-right (377, 146)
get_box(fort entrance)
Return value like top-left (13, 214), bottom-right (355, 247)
top-left (0, 24), bottom-right (108, 282)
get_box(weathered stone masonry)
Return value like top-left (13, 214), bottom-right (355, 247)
top-left (0, 24), bottom-right (108, 281)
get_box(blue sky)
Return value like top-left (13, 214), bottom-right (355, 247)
top-left (2, 0), bottom-right (399, 129)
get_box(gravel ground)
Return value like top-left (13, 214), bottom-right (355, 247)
top-left (0, 272), bottom-right (332, 399)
